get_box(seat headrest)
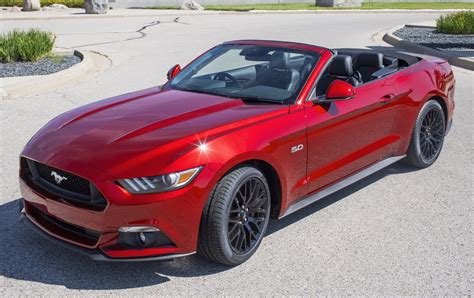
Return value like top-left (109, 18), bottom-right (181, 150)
top-left (355, 52), bottom-right (384, 70)
top-left (270, 51), bottom-right (290, 69)
top-left (329, 55), bottom-right (354, 77)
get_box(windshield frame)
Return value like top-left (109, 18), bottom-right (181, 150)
top-left (165, 44), bottom-right (321, 105)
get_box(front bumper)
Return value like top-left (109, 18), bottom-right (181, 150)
top-left (19, 160), bottom-right (216, 261)
top-left (24, 211), bottom-right (194, 262)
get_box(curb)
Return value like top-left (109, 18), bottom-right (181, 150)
top-left (0, 8), bottom-right (470, 21)
top-left (382, 25), bottom-right (474, 71)
top-left (0, 49), bottom-right (111, 99)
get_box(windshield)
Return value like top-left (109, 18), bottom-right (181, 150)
top-left (168, 45), bottom-right (320, 104)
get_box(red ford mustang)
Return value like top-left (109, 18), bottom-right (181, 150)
top-left (20, 40), bottom-right (455, 265)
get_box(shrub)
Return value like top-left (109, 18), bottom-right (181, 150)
top-left (436, 11), bottom-right (474, 34)
top-left (0, 0), bottom-right (84, 8)
top-left (0, 29), bottom-right (55, 63)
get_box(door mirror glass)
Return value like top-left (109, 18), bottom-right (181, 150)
top-left (323, 80), bottom-right (355, 101)
top-left (167, 64), bottom-right (181, 80)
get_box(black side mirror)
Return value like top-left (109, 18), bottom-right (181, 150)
top-left (167, 64), bottom-right (181, 80)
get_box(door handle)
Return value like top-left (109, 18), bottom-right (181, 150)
top-left (380, 89), bottom-right (412, 104)
top-left (380, 94), bottom-right (396, 104)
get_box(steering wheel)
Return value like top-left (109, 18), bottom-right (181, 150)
top-left (213, 72), bottom-right (243, 88)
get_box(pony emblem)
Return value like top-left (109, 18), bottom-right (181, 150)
top-left (51, 171), bottom-right (68, 185)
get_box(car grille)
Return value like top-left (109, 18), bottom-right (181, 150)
top-left (35, 162), bottom-right (91, 196)
top-left (21, 157), bottom-right (107, 211)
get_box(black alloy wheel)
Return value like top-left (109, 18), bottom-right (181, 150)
top-left (419, 107), bottom-right (445, 163)
top-left (198, 167), bottom-right (271, 265)
top-left (227, 177), bottom-right (269, 255)
top-left (405, 100), bottom-right (446, 168)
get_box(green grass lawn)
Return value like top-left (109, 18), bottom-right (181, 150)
top-left (202, 2), bottom-right (474, 11)
top-left (0, 0), bottom-right (83, 8)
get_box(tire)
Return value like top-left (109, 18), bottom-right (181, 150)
top-left (405, 100), bottom-right (446, 168)
top-left (198, 166), bottom-right (271, 266)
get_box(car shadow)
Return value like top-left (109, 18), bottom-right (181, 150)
top-left (0, 162), bottom-right (416, 290)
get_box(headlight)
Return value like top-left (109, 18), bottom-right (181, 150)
top-left (118, 166), bottom-right (202, 194)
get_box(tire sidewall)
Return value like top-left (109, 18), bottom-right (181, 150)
top-left (412, 100), bottom-right (446, 166)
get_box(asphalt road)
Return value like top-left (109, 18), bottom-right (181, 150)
top-left (0, 12), bottom-right (472, 295)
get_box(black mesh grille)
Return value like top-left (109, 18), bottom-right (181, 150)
top-left (21, 157), bottom-right (107, 211)
top-left (35, 162), bottom-right (91, 196)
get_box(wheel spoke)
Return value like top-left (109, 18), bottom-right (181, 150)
top-left (226, 176), bottom-right (269, 254)
top-left (245, 222), bottom-right (258, 241)
top-left (237, 226), bottom-right (246, 251)
top-left (230, 226), bottom-right (241, 244)
top-left (419, 107), bottom-right (444, 161)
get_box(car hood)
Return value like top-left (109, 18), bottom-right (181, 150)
top-left (24, 87), bottom-right (287, 177)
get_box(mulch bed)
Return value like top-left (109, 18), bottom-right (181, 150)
top-left (394, 26), bottom-right (474, 52)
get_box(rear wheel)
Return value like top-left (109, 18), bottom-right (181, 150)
top-left (405, 100), bottom-right (446, 168)
top-left (198, 167), bottom-right (271, 266)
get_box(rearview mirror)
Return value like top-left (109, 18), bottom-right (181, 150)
top-left (321, 80), bottom-right (355, 102)
top-left (167, 64), bottom-right (181, 80)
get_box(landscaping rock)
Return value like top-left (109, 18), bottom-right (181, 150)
top-left (0, 53), bottom-right (81, 78)
top-left (42, 4), bottom-right (69, 11)
top-left (10, 6), bottom-right (21, 12)
top-left (181, 0), bottom-right (204, 11)
top-left (316, 0), bottom-right (361, 7)
top-left (84, 0), bottom-right (108, 14)
top-left (22, 0), bottom-right (41, 11)
top-left (394, 26), bottom-right (474, 52)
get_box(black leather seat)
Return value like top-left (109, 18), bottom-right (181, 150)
top-left (329, 55), bottom-right (359, 86)
top-left (316, 55), bottom-right (359, 96)
top-left (354, 52), bottom-right (384, 82)
top-left (257, 51), bottom-right (300, 92)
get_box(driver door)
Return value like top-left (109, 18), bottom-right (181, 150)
top-left (305, 78), bottom-right (399, 194)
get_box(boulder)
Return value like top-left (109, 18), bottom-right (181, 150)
top-left (181, 0), bottom-right (204, 11)
top-left (42, 4), bottom-right (68, 11)
top-left (10, 6), bottom-right (22, 12)
top-left (315, 0), bottom-right (361, 7)
top-left (84, 0), bottom-right (108, 14)
top-left (22, 0), bottom-right (41, 11)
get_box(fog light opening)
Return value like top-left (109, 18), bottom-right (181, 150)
top-left (117, 226), bottom-right (174, 249)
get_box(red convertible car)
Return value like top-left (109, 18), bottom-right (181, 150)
top-left (20, 40), bottom-right (455, 265)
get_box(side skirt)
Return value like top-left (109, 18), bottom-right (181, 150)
top-left (280, 155), bottom-right (405, 218)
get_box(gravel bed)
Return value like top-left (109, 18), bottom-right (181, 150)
top-left (0, 53), bottom-right (82, 78)
top-left (394, 26), bottom-right (474, 52)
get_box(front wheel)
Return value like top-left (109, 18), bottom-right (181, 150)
top-left (405, 100), bottom-right (446, 168)
top-left (198, 167), bottom-right (271, 266)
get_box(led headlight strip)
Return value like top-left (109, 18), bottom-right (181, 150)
top-left (118, 166), bottom-right (202, 194)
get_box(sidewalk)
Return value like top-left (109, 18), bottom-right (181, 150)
top-left (0, 7), bottom-right (470, 21)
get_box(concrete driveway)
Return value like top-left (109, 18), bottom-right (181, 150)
top-left (0, 12), bottom-right (472, 295)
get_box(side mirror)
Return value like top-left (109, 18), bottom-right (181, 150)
top-left (321, 80), bottom-right (355, 102)
top-left (167, 64), bottom-right (181, 80)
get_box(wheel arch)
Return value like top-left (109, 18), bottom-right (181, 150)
top-left (217, 159), bottom-right (283, 219)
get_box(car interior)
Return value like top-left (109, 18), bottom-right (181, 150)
top-left (171, 45), bottom-right (420, 103)
top-left (171, 45), bottom-right (320, 103)
top-left (316, 49), bottom-right (420, 97)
